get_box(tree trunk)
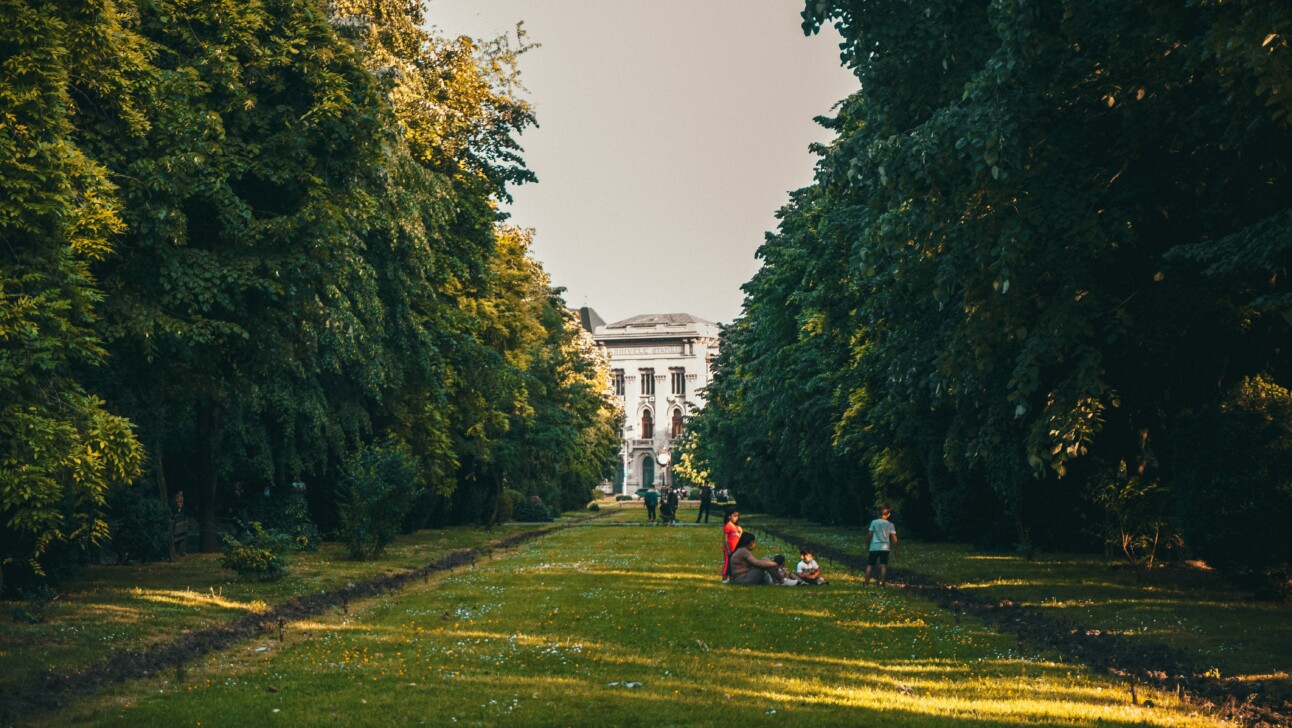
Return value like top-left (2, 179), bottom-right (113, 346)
top-left (196, 404), bottom-right (222, 552)
top-left (155, 435), bottom-right (168, 504)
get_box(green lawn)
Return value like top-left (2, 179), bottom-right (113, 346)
top-left (0, 524), bottom-right (551, 699)
top-left (750, 518), bottom-right (1292, 687)
top-left (32, 518), bottom-right (1222, 727)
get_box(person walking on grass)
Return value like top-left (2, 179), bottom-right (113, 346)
top-left (865, 505), bottom-right (897, 586)
top-left (721, 509), bottom-right (742, 582)
top-left (644, 485), bottom-right (659, 524)
top-left (696, 484), bottom-right (713, 523)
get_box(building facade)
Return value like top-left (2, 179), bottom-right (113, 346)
top-left (584, 311), bottom-right (720, 495)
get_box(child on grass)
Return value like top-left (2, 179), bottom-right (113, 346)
top-left (865, 505), bottom-right (897, 586)
top-left (795, 549), bottom-right (827, 585)
top-left (771, 554), bottom-right (802, 586)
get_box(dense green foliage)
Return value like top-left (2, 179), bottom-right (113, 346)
top-left (220, 520), bottom-right (292, 581)
top-left (1, 0), bottom-right (619, 590)
top-left (338, 439), bottom-right (420, 560)
top-left (0, 0), bottom-right (146, 593)
top-left (694, 0), bottom-right (1291, 589)
top-left (105, 486), bottom-right (172, 563)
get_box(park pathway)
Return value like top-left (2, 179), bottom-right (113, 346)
top-left (34, 519), bottom-right (1223, 727)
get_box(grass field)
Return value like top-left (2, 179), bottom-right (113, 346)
top-left (23, 511), bottom-right (1226, 727)
top-left (749, 517), bottom-right (1292, 688)
top-left (0, 524), bottom-right (552, 700)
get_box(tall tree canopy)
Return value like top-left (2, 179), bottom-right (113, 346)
top-left (1, 0), bottom-right (618, 588)
top-left (695, 0), bottom-right (1290, 586)
top-left (0, 0), bottom-right (146, 592)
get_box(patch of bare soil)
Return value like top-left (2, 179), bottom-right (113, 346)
top-left (1, 527), bottom-right (557, 725)
top-left (756, 526), bottom-right (1289, 728)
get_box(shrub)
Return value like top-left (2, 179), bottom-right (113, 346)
top-left (496, 488), bottom-right (525, 523)
top-left (11, 585), bottom-right (56, 624)
top-left (586, 502), bottom-right (601, 512)
top-left (1174, 375), bottom-right (1292, 599)
top-left (615, 495), bottom-right (634, 501)
top-left (513, 501), bottom-right (554, 522)
top-left (339, 439), bottom-right (420, 559)
top-left (220, 521), bottom-right (291, 581)
top-left (106, 486), bottom-right (172, 563)
top-left (264, 493), bottom-right (321, 552)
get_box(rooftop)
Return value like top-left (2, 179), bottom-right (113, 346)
top-left (603, 313), bottom-right (717, 329)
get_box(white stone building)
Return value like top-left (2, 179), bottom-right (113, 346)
top-left (581, 310), bottom-right (720, 495)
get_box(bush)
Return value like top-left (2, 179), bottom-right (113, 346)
top-left (586, 502), bottom-right (601, 512)
top-left (339, 439), bottom-right (420, 559)
top-left (496, 488), bottom-right (525, 523)
top-left (1174, 375), bottom-right (1292, 599)
top-left (106, 486), bottom-right (172, 563)
top-left (513, 501), bottom-right (554, 522)
top-left (221, 521), bottom-right (291, 581)
top-left (10, 585), bottom-right (56, 624)
top-left (263, 493), bottom-right (321, 552)
top-left (615, 495), bottom-right (634, 502)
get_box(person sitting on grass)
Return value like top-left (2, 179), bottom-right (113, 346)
top-left (771, 554), bottom-right (802, 586)
top-left (728, 532), bottom-right (779, 585)
top-left (795, 549), bottom-right (827, 585)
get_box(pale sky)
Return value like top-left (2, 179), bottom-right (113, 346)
top-left (427, 1), bottom-right (858, 325)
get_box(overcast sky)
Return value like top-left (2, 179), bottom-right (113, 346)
top-left (427, 1), bottom-right (858, 325)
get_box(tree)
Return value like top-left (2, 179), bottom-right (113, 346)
top-left (698, 0), bottom-right (1291, 559)
top-left (82, 0), bottom-right (400, 549)
top-left (797, 0), bottom-right (1291, 547)
top-left (0, 0), bottom-right (145, 591)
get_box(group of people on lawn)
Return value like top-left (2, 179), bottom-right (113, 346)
top-left (638, 483), bottom-right (716, 525)
top-left (719, 506), bottom-right (898, 586)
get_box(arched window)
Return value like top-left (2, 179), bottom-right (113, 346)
top-left (642, 457), bottom-right (655, 486)
top-left (671, 408), bottom-right (684, 439)
top-left (641, 409), bottom-right (654, 439)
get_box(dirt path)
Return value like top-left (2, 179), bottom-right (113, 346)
top-left (1, 526), bottom-right (559, 724)
top-left (752, 525), bottom-right (1287, 728)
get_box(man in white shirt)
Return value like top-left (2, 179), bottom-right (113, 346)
top-left (865, 505), bottom-right (897, 586)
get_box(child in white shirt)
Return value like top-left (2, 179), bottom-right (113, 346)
top-left (795, 549), bottom-right (827, 585)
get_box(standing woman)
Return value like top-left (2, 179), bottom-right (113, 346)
top-left (721, 510), bottom-right (742, 582)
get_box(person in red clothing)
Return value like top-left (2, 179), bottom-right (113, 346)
top-left (721, 509), bottom-right (742, 582)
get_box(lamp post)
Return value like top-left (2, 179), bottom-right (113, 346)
top-left (657, 449), bottom-right (671, 493)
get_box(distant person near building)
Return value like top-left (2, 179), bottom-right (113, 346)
top-left (696, 484), bottom-right (713, 523)
top-left (643, 485), bottom-right (659, 524)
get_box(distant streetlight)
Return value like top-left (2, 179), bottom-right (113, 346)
top-left (657, 449), bottom-right (672, 491)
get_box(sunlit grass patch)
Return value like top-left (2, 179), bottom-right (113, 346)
top-left (36, 520), bottom-right (1227, 727)
top-left (753, 517), bottom-right (1292, 683)
top-left (0, 523), bottom-right (550, 699)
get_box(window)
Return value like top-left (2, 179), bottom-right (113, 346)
top-left (640, 368), bottom-right (655, 396)
top-left (642, 457), bottom-right (655, 487)
top-left (641, 409), bottom-right (654, 439)
top-left (611, 369), bottom-right (624, 396)
top-left (670, 367), bottom-right (686, 395)
top-left (671, 408), bottom-right (684, 439)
